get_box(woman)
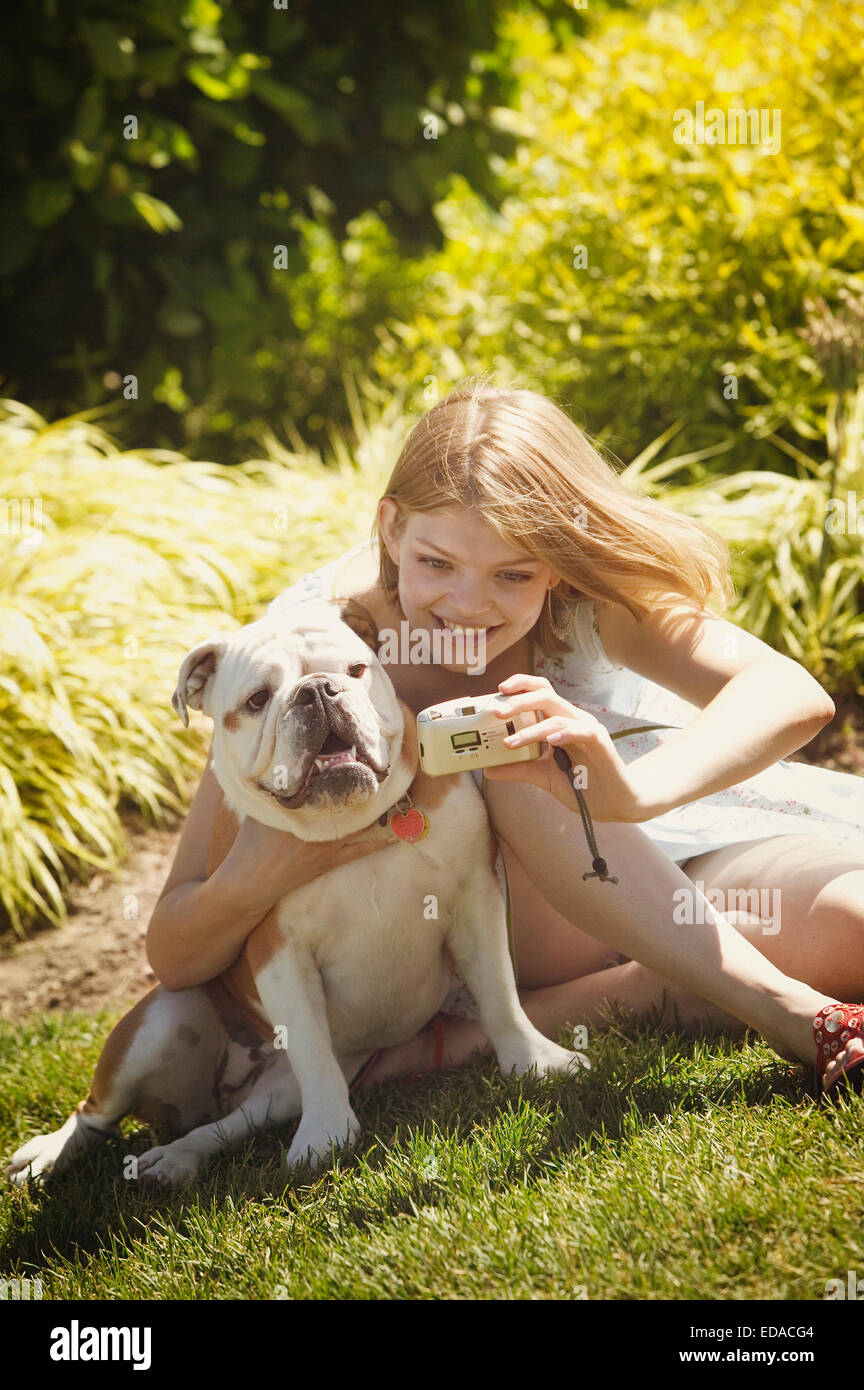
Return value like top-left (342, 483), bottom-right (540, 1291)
top-left (147, 382), bottom-right (864, 1095)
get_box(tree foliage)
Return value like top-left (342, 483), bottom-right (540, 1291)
top-left (1, 0), bottom-right (561, 460)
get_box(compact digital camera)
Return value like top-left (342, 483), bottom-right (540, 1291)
top-left (417, 693), bottom-right (543, 775)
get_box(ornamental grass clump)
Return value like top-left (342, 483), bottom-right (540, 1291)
top-left (0, 391), bottom-right (398, 936)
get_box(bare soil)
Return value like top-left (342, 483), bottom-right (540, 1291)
top-left (0, 813), bottom-right (182, 1025)
top-left (0, 695), bottom-right (861, 1026)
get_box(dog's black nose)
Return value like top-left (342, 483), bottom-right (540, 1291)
top-left (293, 674), bottom-right (345, 706)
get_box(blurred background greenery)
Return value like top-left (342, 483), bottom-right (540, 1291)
top-left (2, 0), bottom-right (863, 935)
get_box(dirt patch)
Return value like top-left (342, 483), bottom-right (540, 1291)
top-left (0, 695), bottom-right (862, 1027)
top-left (0, 814), bottom-right (182, 1025)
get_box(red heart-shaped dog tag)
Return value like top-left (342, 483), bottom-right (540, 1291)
top-left (389, 808), bottom-right (429, 843)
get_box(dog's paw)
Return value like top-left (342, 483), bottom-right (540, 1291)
top-left (6, 1130), bottom-right (72, 1187)
top-left (137, 1144), bottom-right (202, 1189)
top-left (283, 1110), bottom-right (361, 1171)
top-left (537, 1042), bottom-right (592, 1078)
top-left (501, 1038), bottom-right (591, 1079)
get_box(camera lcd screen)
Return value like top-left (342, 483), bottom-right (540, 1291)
top-left (451, 730), bottom-right (481, 749)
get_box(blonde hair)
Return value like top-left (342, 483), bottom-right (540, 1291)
top-left (372, 379), bottom-right (734, 657)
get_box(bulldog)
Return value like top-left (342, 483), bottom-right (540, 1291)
top-left (7, 597), bottom-right (581, 1189)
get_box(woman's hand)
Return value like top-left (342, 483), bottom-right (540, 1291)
top-left (482, 674), bottom-right (651, 823)
top-left (220, 814), bottom-right (394, 914)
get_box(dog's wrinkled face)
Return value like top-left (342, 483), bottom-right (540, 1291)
top-left (172, 599), bottom-right (407, 835)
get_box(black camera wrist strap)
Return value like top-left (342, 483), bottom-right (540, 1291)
top-left (550, 722), bottom-right (675, 887)
top-left (551, 745), bottom-right (619, 884)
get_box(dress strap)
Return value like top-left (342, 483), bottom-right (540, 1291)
top-left (570, 600), bottom-right (620, 673)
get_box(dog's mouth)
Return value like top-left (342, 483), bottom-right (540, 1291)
top-left (259, 730), bottom-right (387, 808)
top-left (302, 730), bottom-right (377, 784)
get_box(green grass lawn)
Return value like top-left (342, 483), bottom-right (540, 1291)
top-left (2, 1006), bottom-right (863, 1301)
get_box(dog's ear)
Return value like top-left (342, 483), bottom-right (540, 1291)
top-left (172, 636), bottom-right (230, 727)
top-left (334, 596), bottom-right (380, 656)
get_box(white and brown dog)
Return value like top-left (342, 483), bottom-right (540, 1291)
top-left (7, 598), bottom-right (581, 1188)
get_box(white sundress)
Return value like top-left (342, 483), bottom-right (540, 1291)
top-left (266, 538), bottom-right (864, 1017)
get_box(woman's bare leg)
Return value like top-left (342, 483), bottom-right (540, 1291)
top-left (355, 799), bottom-right (864, 1091)
top-left (482, 779), bottom-right (858, 1069)
top-left (674, 834), bottom-right (864, 998)
top-left (353, 951), bottom-right (751, 1090)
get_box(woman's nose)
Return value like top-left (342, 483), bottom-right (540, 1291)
top-left (445, 578), bottom-right (494, 620)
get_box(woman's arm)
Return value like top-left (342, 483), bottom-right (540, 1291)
top-left (596, 601), bottom-right (836, 819)
top-left (485, 604), bottom-right (835, 823)
top-left (147, 735), bottom-right (394, 990)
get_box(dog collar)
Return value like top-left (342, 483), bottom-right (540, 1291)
top-left (378, 790), bottom-right (429, 843)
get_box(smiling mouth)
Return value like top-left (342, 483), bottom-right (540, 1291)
top-left (432, 614), bottom-right (502, 637)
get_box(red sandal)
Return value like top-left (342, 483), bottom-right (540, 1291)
top-left (813, 1003), bottom-right (864, 1094)
top-left (350, 1014), bottom-right (447, 1097)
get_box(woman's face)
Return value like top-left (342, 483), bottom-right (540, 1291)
top-left (377, 501), bottom-right (560, 671)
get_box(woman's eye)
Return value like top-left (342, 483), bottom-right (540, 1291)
top-left (419, 555), bottom-right (532, 583)
top-left (348, 662), bottom-right (368, 678)
top-left (246, 689), bottom-right (270, 711)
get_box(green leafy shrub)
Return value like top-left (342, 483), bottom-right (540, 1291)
top-left (1, 0), bottom-right (536, 462)
top-left (358, 0), bottom-right (864, 473)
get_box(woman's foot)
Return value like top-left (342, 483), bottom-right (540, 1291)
top-left (762, 991), bottom-right (864, 1088)
top-left (813, 1003), bottom-right (864, 1091)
